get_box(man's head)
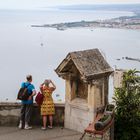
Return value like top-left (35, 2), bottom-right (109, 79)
top-left (26, 75), bottom-right (32, 82)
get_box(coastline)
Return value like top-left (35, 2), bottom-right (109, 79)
top-left (31, 11), bottom-right (140, 30)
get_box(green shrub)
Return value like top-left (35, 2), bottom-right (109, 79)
top-left (113, 69), bottom-right (140, 140)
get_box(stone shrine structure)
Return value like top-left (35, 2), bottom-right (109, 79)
top-left (55, 49), bottom-right (113, 132)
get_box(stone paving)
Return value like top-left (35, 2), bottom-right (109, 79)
top-left (0, 126), bottom-right (82, 140)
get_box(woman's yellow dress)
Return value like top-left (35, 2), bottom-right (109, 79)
top-left (40, 86), bottom-right (55, 116)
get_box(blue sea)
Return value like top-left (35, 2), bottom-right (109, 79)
top-left (0, 9), bottom-right (139, 102)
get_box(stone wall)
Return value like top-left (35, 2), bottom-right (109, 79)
top-left (113, 69), bottom-right (125, 88)
top-left (0, 102), bottom-right (64, 127)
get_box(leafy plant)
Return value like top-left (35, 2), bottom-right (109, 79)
top-left (113, 69), bottom-right (140, 140)
top-left (106, 104), bottom-right (115, 112)
top-left (99, 114), bottom-right (110, 122)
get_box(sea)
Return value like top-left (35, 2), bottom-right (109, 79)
top-left (0, 9), bottom-right (139, 102)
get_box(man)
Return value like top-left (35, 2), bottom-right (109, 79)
top-left (18, 75), bottom-right (36, 129)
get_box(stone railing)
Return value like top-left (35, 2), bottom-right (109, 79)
top-left (0, 102), bottom-right (65, 127)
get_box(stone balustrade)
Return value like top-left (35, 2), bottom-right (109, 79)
top-left (0, 102), bottom-right (65, 127)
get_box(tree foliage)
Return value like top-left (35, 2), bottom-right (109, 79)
top-left (113, 69), bottom-right (140, 140)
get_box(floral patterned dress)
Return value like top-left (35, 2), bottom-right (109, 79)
top-left (40, 86), bottom-right (55, 116)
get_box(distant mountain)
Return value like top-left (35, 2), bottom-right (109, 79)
top-left (57, 4), bottom-right (140, 14)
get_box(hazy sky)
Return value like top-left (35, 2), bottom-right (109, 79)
top-left (0, 0), bottom-right (140, 9)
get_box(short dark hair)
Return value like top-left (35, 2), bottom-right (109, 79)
top-left (26, 75), bottom-right (32, 81)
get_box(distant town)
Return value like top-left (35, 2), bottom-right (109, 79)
top-left (31, 4), bottom-right (140, 30)
top-left (31, 13), bottom-right (140, 30)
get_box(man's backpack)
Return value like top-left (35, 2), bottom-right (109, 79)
top-left (17, 83), bottom-right (31, 100)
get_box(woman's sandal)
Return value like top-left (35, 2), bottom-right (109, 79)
top-left (48, 125), bottom-right (53, 129)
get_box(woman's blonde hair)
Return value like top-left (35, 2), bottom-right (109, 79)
top-left (44, 79), bottom-right (50, 86)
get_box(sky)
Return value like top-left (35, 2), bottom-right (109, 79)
top-left (0, 0), bottom-right (140, 9)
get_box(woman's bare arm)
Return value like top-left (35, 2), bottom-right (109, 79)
top-left (49, 80), bottom-right (56, 91)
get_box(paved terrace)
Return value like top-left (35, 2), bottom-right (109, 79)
top-left (0, 126), bottom-right (82, 140)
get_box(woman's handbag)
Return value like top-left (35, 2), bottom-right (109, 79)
top-left (35, 91), bottom-right (44, 105)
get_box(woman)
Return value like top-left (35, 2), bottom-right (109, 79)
top-left (40, 79), bottom-right (56, 130)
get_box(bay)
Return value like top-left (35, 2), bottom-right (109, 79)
top-left (0, 9), bottom-right (139, 102)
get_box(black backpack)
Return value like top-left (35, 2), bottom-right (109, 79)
top-left (17, 83), bottom-right (31, 100)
